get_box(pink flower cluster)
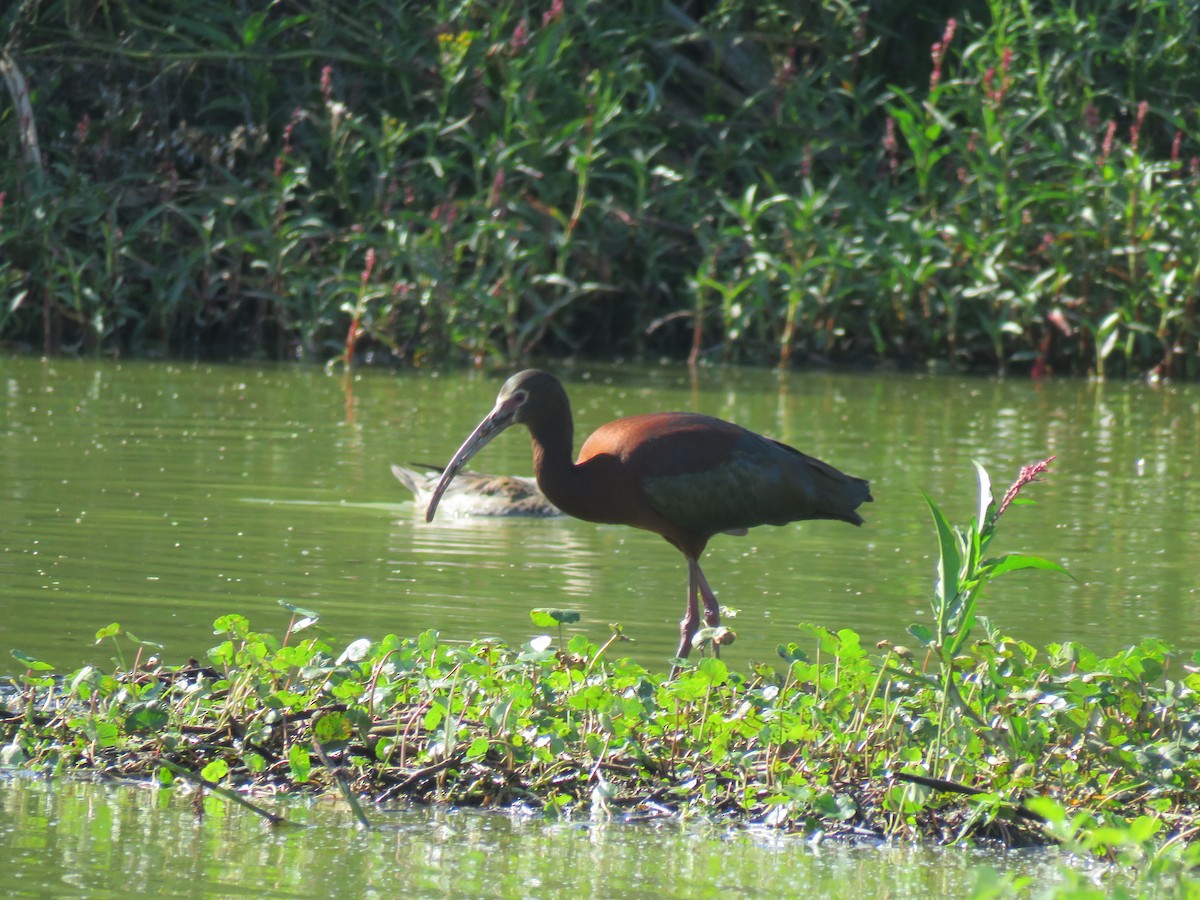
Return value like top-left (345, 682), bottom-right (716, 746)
top-left (930, 18), bottom-right (957, 91)
top-left (511, 1), bottom-right (564, 52)
top-left (274, 106), bottom-right (303, 179)
top-left (983, 48), bottom-right (1012, 106)
top-left (1128, 100), bottom-right (1149, 154)
top-left (361, 248), bottom-right (376, 287)
top-left (997, 457), bottom-right (1054, 519)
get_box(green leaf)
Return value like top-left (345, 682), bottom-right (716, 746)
top-left (338, 638), bottom-right (373, 664)
top-left (90, 724), bottom-right (118, 748)
top-left (906, 624), bottom-right (933, 647)
top-left (213, 614), bottom-right (250, 637)
top-left (288, 744), bottom-right (312, 783)
top-left (1022, 796), bottom-right (1068, 827)
top-left (241, 12), bottom-right (267, 46)
top-left (923, 492), bottom-right (962, 624)
top-left (278, 600), bottom-right (321, 617)
top-left (207, 640), bottom-right (235, 666)
top-left (243, 752), bottom-right (267, 775)
top-left (972, 460), bottom-right (993, 534)
top-left (94, 623), bottom-right (121, 641)
top-left (126, 705), bottom-right (169, 733)
top-left (530, 608), bottom-right (581, 626)
top-left (10, 650), bottom-right (54, 671)
top-left (776, 642), bottom-right (808, 664)
top-left (125, 632), bottom-right (163, 650)
top-left (465, 737), bottom-right (491, 761)
top-left (813, 791), bottom-right (857, 822)
top-left (693, 657), bottom-right (728, 686)
top-left (201, 759), bottom-right (230, 783)
top-left (985, 554), bottom-right (1073, 579)
top-left (417, 629), bottom-right (440, 656)
top-left (314, 712), bottom-right (353, 750)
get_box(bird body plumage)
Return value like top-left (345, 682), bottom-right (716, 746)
top-left (391, 463), bottom-right (560, 517)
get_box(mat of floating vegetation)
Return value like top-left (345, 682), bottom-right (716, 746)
top-left (3, 612), bottom-right (1197, 847)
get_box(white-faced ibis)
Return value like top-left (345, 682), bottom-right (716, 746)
top-left (426, 370), bottom-right (872, 662)
top-left (391, 463), bottom-right (561, 517)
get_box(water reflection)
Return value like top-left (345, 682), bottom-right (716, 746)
top-left (0, 358), bottom-right (1197, 673)
top-left (392, 513), bottom-right (601, 616)
top-left (0, 776), bottom-right (1066, 897)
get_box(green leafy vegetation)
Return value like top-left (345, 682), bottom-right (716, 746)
top-left (2, 2), bottom-right (1199, 376)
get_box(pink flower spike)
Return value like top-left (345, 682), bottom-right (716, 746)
top-left (883, 117), bottom-right (898, 173)
top-left (362, 248), bottom-right (376, 286)
top-left (489, 167), bottom-right (506, 207)
top-left (1130, 100), bottom-right (1149, 153)
top-left (997, 457), bottom-right (1055, 519)
top-left (928, 18), bottom-right (957, 91)
top-left (321, 65), bottom-right (334, 103)
top-left (1098, 120), bottom-right (1117, 165)
top-left (511, 18), bottom-right (528, 52)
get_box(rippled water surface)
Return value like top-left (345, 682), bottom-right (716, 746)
top-left (2, 358), bottom-right (1197, 670)
top-left (2, 358), bottom-right (1197, 895)
top-left (1, 776), bottom-right (1063, 898)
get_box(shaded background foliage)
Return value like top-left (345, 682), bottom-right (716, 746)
top-left (1, 0), bottom-right (1198, 376)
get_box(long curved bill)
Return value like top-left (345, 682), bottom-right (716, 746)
top-left (425, 395), bottom-right (522, 522)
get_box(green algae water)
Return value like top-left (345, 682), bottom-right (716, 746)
top-left (3, 357), bottom-right (1198, 897)
top-left (2, 358), bottom-right (1197, 670)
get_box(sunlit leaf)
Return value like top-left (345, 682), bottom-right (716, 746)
top-left (985, 554), bottom-right (1073, 579)
top-left (201, 759), bottom-right (230, 783)
top-left (530, 608), bottom-right (581, 626)
top-left (288, 744), bottom-right (311, 783)
top-left (279, 600), bottom-right (321, 620)
top-left (924, 492), bottom-right (962, 626)
top-left (10, 650), bottom-right (54, 671)
top-left (338, 638), bottom-right (373, 664)
top-left (972, 460), bottom-right (993, 533)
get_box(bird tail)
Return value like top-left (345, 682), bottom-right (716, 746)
top-left (810, 461), bottom-right (873, 526)
top-left (390, 464), bottom-right (422, 493)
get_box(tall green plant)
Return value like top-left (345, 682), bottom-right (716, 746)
top-left (910, 458), bottom-right (1072, 767)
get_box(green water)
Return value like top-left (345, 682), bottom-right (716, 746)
top-left (0, 776), bottom-right (1062, 898)
top-left (3, 358), bottom-right (1197, 896)
top-left (2, 358), bottom-right (1197, 670)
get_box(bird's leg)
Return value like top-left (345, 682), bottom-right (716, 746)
top-left (694, 560), bottom-right (721, 628)
top-left (675, 557), bottom-right (722, 665)
top-left (675, 559), bottom-right (702, 662)
top-left (692, 557), bottom-right (722, 659)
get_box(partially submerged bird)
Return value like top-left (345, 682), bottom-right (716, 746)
top-left (391, 463), bottom-right (560, 517)
top-left (426, 370), bottom-right (872, 661)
